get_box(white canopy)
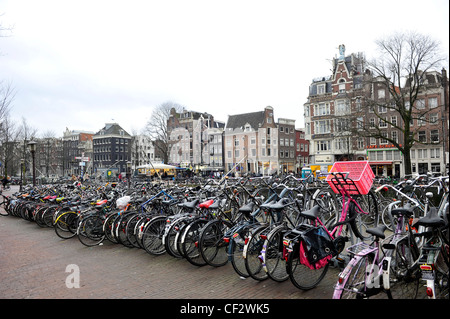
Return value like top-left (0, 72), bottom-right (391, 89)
top-left (137, 163), bottom-right (177, 170)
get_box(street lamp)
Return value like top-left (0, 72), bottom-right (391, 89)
top-left (126, 161), bottom-right (132, 190)
top-left (28, 141), bottom-right (37, 186)
top-left (20, 158), bottom-right (24, 191)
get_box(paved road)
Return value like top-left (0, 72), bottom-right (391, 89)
top-left (0, 186), bottom-right (341, 301)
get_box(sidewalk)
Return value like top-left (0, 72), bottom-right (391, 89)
top-left (0, 185), bottom-right (339, 299)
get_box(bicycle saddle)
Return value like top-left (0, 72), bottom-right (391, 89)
top-left (416, 207), bottom-right (445, 228)
top-left (391, 203), bottom-right (415, 218)
top-left (300, 205), bottom-right (321, 221)
top-left (366, 225), bottom-right (387, 239)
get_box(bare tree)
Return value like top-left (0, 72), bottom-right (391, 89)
top-left (0, 81), bottom-right (15, 130)
top-left (0, 114), bottom-right (20, 177)
top-left (143, 101), bottom-right (184, 164)
top-left (356, 31), bottom-right (446, 175)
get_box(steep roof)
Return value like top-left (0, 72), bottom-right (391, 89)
top-left (226, 111), bottom-right (265, 130)
top-left (94, 123), bottom-right (131, 137)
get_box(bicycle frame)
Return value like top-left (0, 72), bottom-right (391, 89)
top-left (333, 238), bottom-right (392, 299)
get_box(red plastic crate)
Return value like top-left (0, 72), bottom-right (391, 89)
top-left (326, 161), bottom-right (375, 195)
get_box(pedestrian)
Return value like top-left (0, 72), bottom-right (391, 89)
top-left (1, 175), bottom-right (11, 190)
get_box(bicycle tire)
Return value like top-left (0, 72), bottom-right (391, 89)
top-left (125, 213), bottom-right (142, 248)
top-left (286, 241), bottom-right (329, 290)
top-left (336, 254), bottom-right (377, 299)
top-left (78, 215), bottom-right (106, 247)
top-left (164, 217), bottom-right (189, 258)
top-left (230, 227), bottom-right (252, 278)
top-left (198, 219), bottom-right (232, 267)
top-left (244, 225), bottom-right (269, 281)
top-left (103, 213), bottom-right (119, 243)
top-left (263, 225), bottom-right (290, 282)
top-left (388, 238), bottom-right (420, 299)
top-left (141, 216), bottom-right (167, 255)
top-left (33, 206), bottom-right (48, 227)
top-left (54, 211), bottom-right (79, 239)
top-left (115, 213), bottom-right (135, 248)
top-left (181, 218), bottom-right (209, 267)
top-left (351, 190), bottom-right (379, 240)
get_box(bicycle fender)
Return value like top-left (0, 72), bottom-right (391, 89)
top-left (382, 257), bottom-right (391, 290)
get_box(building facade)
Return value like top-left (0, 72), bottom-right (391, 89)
top-left (224, 106), bottom-right (279, 175)
top-left (277, 118), bottom-right (296, 173)
top-left (62, 128), bottom-right (94, 177)
top-left (92, 123), bottom-right (131, 178)
top-left (304, 45), bottom-right (449, 177)
top-left (295, 128), bottom-right (310, 173)
top-left (167, 108), bottom-right (225, 172)
top-left (304, 48), bottom-right (367, 173)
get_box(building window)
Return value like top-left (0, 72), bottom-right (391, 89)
top-left (386, 150), bottom-right (393, 160)
top-left (378, 105), bottom-right (387, 113)
top-left (336, 100), bottom-right (350, 115)
top-left (314, 120), bottom-right (331, 134)
top-left (391, 116), bottom-right (397, 126)
top-left (418, 149), bottom-right (427, 159)
top-left (380, 131), bottom-right (388, 144)
top-left (431, 163), bottom-right (441, 173)
top-left (429, 97), bottom-right (438, 109)
top-left (418, 131), bottom-right (426, 143)
top-left (317, 84), bottom-right (326, 94)
top-left (317, 140), bottom-right (331, 151)
top-left (430, 113), bottom-right (439, 124)
top-left (416, 99), bottom-right (425, 109)
top-left (357, 138), bottom-right (364, 149)
top-left (391, 131), bottom-right (398, 143)
top-left (378, 89), bottom-right (385, 99)
top-left (430, 148), bottom-right (441, 158)
top-left (377, 151), bottom-right (383, 161)
top-left (430, 130), bottom-right (439, 143)
top-left (339, 79), bottom-right (346, 93)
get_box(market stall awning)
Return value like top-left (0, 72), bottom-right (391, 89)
top-left (137, 163), bottom-right (178, 170)
top-left (369, 161), bottom-right (393, 165)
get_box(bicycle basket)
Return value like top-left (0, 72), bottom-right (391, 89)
top-left (326, 161), bottom-right (374, 195)
top-left (283, 225), bottom-right (336, 270)
top-left (300, 226), bottom-right (337, 269)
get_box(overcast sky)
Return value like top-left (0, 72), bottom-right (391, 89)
top-left (1, 0), bottom-right (449, 137)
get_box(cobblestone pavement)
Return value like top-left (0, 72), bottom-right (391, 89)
top-left (0, 187), bottom-right (343, 301)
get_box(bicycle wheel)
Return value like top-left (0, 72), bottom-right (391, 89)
top-left (312, 188), bottom-right (341, 227)
top-left (337, 254), bottom-right (381, 299)
top-left (230, 229), bottom-right (250, 278)
top-left (286, 241), bottom-right (329, 290)
top-left (125, 214), bottom-right (142, 248)
top-left (78, 215), bottom-right (106, 247)
top-left (351, 190), bottom-right (379, 240)
top-left (33, 206), bottom-right (48, 227)
top-left (182, 218), bottom-right (209, 267)
top-left (54, 211), bottom-right (79, 239)
top-left (388, 238), bottom-right (420, 299)
top-left (263, 225), bottom-right (289, 282)
top-left (141, 216), bottom-right (166, 255)
top-left (164, 217), bottom-right (189, 258)
top-left (199, 219), bottom-right (232, 267)
top-left (103, 213), bottom-right (119, 244)
top-left (244, 225), bottom-right (269, 281)
top-left (433, 246), bottom-right (449, 299)
top-left (115, 214), bottom-right (135, 248)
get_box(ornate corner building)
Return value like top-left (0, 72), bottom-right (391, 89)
top-left (304, 45), bottom-right (449, 177)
